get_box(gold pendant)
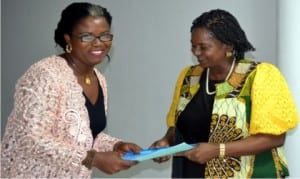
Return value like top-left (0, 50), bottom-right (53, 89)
top-left (85, 76), bottom-right (91, 85)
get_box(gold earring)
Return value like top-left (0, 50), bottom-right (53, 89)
top-left (66, 44), bottom-right (72, 53)
top-left (226, 51), bottom-right (233, 58)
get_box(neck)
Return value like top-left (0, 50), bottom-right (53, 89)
top-left (206, 59), bottom-right (236, 95)
top-left (64, 54), bottom-right (94, 85)
top-left (208, 59), bottom-right (236, 81)
top-left (64, 54), bottom-right (93, 75)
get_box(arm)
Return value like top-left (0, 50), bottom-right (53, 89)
top-left (2, 65), bottom-right (87, 169)
top-left (184, 133), bottom-right (285, 164)
top-left (186, 64), bottom-right (296, 164)
top-left (93, 132), bottom-right (121, 152)
top-left (151, 67), bottom-right (192, 163)
top-left (151, 127), bottom-right (175, 148)
top-left (152, 66), bottom-right (192, 148)
top-left (150, 127), bottom-right (175, 163)
top-left (226, 133), bottom-right (285, 157)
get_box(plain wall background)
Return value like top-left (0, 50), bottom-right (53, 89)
top-left (1, 0), bottom-right (298, 178)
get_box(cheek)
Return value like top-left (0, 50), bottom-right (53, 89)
top-left (104, 42), bottom-right (112, 51)
top-left (72, 41), bottom-right (88, 50)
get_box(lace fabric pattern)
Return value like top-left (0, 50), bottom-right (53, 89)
top-left (1, 55), bottom-right (120, 178)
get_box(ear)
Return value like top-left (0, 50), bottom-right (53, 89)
top-left (224, 44), bottom-right (234, 52)
top-left (64, 34), bottom-right (71, 44)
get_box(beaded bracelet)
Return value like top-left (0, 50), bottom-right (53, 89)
top-left (81, 149), bottom-right (97, 170)
top-left (219, 143), bottom-right (225, 158)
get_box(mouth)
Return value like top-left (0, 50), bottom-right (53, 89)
top-left (197, 58), bottom-right (203, 63)
top-left (91, 50), bottom-right (104, 55)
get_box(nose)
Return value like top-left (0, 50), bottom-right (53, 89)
top-left (192, 47), bottom-right (201, 56)
top-left (92, 38), bottom-right (105, 46)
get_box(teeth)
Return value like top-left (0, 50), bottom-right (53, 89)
top-left (91, 51), bottom-right (103, 55)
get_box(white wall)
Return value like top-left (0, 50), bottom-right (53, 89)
top-left (1, 0), bottom-right (298, 178)
top-left (278, 0), bottom-right (300, 178)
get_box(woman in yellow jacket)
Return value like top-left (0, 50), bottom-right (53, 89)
top-left (152, 9), bottom-right (298, 178)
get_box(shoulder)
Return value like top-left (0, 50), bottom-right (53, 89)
top-left (256, 62), bottom-right (280, 72)
top-left (179, 64), bottom-right (204, 77)
top-left (246, 61), bottom-right (286, 86)
top-left (17, 55), bottom-right (71, 86)
top-left (24, 55), bottom-right (67, 75)
top-left (238, 59), bottom-right (279, 71)
top-left (94, 68), bottom-right (106, 81)
top-left (240, 60), bottom-right (282, 78)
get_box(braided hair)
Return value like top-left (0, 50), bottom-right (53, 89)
top-left (191, 9), bottom-right (255, 60)
top-left (54, 2), bottom-right (112, 51)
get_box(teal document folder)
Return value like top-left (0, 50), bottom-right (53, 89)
top-left (122, 142), bottom-right (195, 162)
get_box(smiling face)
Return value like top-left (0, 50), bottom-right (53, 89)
top-left (64, 16), bottom-right (112, 66)
top-left (191, 27), bottom-right (232, 69)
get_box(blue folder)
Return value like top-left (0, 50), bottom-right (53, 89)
top-left (122, 142), bottom-right (195, 162)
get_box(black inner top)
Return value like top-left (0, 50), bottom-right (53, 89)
top-left (84, 80), bottom-right (107, 139)
top-left (173, 69), bottom-right (218, 178)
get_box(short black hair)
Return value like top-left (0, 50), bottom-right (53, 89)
top-left (54, 2), bottom-right (112, 50)
top-left (191, 9), bottom-right (255, 60)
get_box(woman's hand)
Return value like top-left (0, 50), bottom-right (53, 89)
top-left (92, 151), bottom-right (138, 174)
top-left (150, 137), bottom-right (171, 163)
top-left (113, 141), bottom-right (141, 155)
top-left (183, 143), bottom-right (219, 164)
top-left (150, 127), bottom-right (175, 163)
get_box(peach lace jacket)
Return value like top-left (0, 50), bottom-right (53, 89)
top-left (1, 55), bottom-right (120, 178)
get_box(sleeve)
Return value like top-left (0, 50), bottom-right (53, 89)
top-left (166, 66), bottom-right (191, 127)
top-left (2, 64), bottom-right (86, 170)
top-left (250, 63), bottom-right (299, 135)
top-left (93, 132), bottom-right (121, 152)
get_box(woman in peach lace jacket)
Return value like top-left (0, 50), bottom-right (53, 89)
top-left (1, 2), bottom-right (141, 178)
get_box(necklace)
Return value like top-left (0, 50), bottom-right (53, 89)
top-left (72, 63), bottom-right (92, 85)
top-left (84, 75), bottom-right (92, 85)
top-left (65, 55), bottom-right (92, 85)
top-left (206, 59), bottom-right (236, 95)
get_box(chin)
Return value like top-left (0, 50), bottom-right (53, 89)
top-left (90, 55), bottom-right (106, 64)
top-left (198, 61), bottom-right (207, 68)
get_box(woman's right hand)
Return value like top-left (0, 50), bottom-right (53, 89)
top-left (150, 137), bottom-right (171, 163)
top-left (93, 151), bottom-right (137, 174)
top-left (150, 127), bottom-right (175, 163)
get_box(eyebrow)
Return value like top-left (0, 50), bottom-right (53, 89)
top-left (77, 31), bottom-right (111, 36)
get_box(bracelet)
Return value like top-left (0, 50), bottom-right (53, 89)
top-left (81, 149), bottom-right (97, 170)
top-left (219, 143), bottom-right (225, 158)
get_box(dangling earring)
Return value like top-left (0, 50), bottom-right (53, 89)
top-left (226, 51), bottom-right (233, 58)
top-left (106, 54), bottom-right (111, 62)
top-left (66, 44), bottom-right (72, 53)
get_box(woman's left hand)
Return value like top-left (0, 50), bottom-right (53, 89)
top-left (113, 141), bottom-right (141, 155)
top-left (183, 143), bottom-right (219, 164)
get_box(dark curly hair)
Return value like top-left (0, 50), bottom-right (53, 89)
top-left (191, 9), bottom-right (255, 60)
top-left (54, 2), bottom-right (112, 51)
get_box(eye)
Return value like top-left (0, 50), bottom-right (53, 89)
top-left (99, 33), bottom-right (113, 42)
top-left (200, 46), bottom-right (207, 51)
top-left (79, 34), bottom-right (95, 42)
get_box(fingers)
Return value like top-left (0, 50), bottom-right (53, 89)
top-left (116, 142), bottom-right (142, 154)
top-left (93, 151), bottom-right (140, 174)
top-left (149, 141), bottom-right (160, 149)
top-left (153, 155), bottom-right (171, 163)
top-left (129, 143), bottom-right (142, 153)
top-left (150, 139), bottom-right (169, 149)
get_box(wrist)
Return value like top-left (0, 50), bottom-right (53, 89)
top-left (219, 143), bottom-right (226, 158)
top-left (81, 149), bottom-right (97, 170)
top-left (165, 127), bottom-right (175, 145)
top-left (113, 141), bottom-right (124, 152)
